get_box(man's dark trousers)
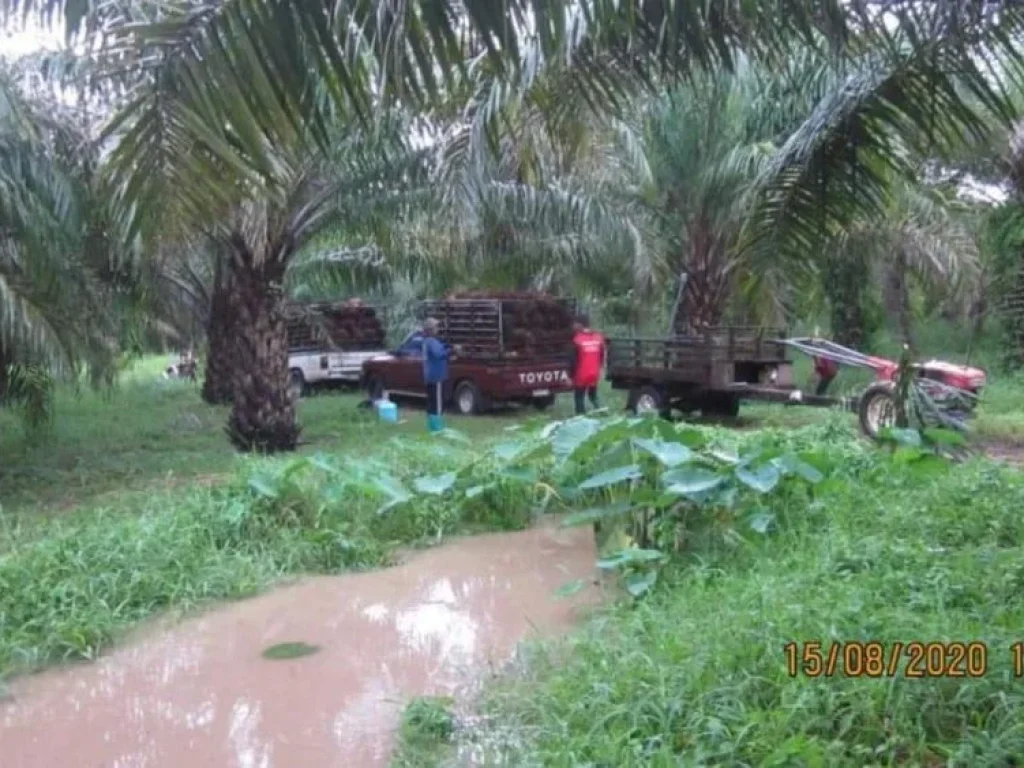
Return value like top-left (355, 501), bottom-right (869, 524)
top-left (574, 386), bottom-right (599, 415)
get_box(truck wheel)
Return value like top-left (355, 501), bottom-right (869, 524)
top-left (628, 385), bottom-right (666, 417)
top-left (453, 380), bottom-right (484, 415)
top-left (289, 369), bottom-right (306, 400)
top-left (365, 376), bottom-right (385, 401)
top-left (533, 394), bottom-right (556, 411)
top-left (859, 382), bottom-right (896, 439)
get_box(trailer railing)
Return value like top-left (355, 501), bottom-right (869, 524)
top-left (608, 327), bottom-right (789, 370)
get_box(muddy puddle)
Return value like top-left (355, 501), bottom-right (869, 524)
top-left (1, 523), bottom-right (599, 767)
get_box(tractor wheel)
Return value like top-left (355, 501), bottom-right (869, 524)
top-left (628, 385), bottom-right (669, 418)
top-left (858, 382), bottom-right (896, 439)
top-left (289, 369), bottom-right (306, 401)
top-left (453, 380), bottom-right (485, 415)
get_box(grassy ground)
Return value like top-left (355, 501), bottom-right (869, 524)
top-left (0, 357), bottom-right (561, 678)
top-left (0, 356), bottom-right (607, 515)
top-left (4, 350), bottom-right (1024, 766)
top-left (436, 425), bottom-right (1024, 766)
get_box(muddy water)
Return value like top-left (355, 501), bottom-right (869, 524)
top-left (1, 524), bottom-right (598, 767)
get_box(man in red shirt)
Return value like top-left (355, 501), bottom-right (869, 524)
top-left (570, 314), bottom-right (606, 415)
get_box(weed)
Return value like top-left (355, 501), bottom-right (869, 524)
top-left (467, 437), bottom-right (1024, 765)
top-left (391, 696), bottom-right (457, 767)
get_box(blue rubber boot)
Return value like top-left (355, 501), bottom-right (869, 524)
top-left (427, 414), bottom-right (443, 433)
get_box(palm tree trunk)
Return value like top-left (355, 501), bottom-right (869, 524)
top-left (225, 249), bottom-right (300, 453)
top-left (201, 258), bottom-right (237, 405)
top-left (0, 341), bottom-right (7, 402)
top-left (885, 252), bottom-right (915, 353)
top-left (672, 222), bottom-right (730, 335)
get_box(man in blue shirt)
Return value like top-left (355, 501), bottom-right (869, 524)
top-left (422, 317), bottom-right (451, 433)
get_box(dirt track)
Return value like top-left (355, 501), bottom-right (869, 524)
top-left (981, 440), bottom-right (1024, 468)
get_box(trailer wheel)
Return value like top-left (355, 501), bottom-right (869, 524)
top-left (702, 393), bottom-right (740, 419)
top-left (859, 382), bottom-right (896, 439)
top-left (453, 380), bottom-right (484, 415)
top-left (628, 385), bottom-right (666, 416)
top-left (289, 369), bottom-right (306, 400)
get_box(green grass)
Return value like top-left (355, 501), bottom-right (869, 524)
top-left (391, 696), bottom-right (458, 767)
top-left (0, 357), bottom-right (562, 680)
top-left (0, 434), bottom-right (540, 678)
top-left (6, 349), bottom-right (1024, 767)
top-left (0, 356), bottom-right (585, 515)
top-left (461, 435), bottom-right (1024, 765)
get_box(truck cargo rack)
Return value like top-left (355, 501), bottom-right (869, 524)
top-left (418, 297), bottom-right (578, 362)
top-left (285, 301), bottom-right (390, 353)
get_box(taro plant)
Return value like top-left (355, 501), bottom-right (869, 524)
top-left (400, 416), bottom-right (832, 598)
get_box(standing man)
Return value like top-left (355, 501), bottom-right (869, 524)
top-left (570, 313), bottom-right (606, 415)
top-left (422, 317), bottom-right (451, 433)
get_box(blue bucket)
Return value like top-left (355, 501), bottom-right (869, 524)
top-left (375, 398), bottom-right (398, 423)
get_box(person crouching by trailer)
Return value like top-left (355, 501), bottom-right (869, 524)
top-left (570, 314), bottom-right (605, 415)
top-left (422, 317), bottom-right (451, 433)
top-left (813, 355), bottom-right (839, 396)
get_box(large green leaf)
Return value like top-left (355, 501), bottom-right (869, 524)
top-left (561, 501), bottom-right (634, 527)
top-left (624, 570), bottom-right (658, 597)
top-left (735, 463), bottom-right (781, 494)
top-left (373, 473), bottom-right (413, 514)
top-left (773, 454), bottom-right (824, 484)
top-left (493, 441), bottom-right (528, 461)
top-left (632, 438), bottom-right (693, 467)
top-left (552, 417), bottom-right (602, 461)
top-left (578, 464), bottom-right (644, 491)
top-left (248, 473), bottom-right (279, 499)
top-left (662, 466), bottom-right (725, 495)
top-left (413, 472), bottom-right (457, 495)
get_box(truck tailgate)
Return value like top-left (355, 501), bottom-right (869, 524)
top-left (499, 363), bottom-right (574, 395)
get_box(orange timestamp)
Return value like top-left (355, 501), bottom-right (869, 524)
top-left (784, 641), bottom-right (989, 678)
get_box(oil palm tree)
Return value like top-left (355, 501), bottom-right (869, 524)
top-left (0, 63), bottom-right (129, 427)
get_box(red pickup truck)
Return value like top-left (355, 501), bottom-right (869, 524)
top-left (361, 330), bottom-right (574, 414)
top-left (360, 297), bottom-right (577, 415)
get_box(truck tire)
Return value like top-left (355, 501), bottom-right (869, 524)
top-left (533, 394), bottom-right (556, 411)
top-left (453, 380), bottom-right (485, 415)
top-left (289, 369), bottom-right (306, 400)
top-left (628, 385), bottom-right (667, 417)
top-left (858, 382), bottom-right (896, 439)
top-left (365, 375), bottom-right (385, 401)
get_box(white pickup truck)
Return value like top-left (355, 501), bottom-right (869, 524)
top-left (285, 302), bottom-right (388, 398)
top-left (288, 348), bottom-right (384, 397)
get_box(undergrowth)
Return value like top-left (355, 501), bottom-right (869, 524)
top-left (460, 423), bottom-right (1024, 766)
top-left (0, 433), bottom-right (535, 680)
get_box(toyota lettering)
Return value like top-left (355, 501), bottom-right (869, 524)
top-left (518, 371), bottom-right (571, 386)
